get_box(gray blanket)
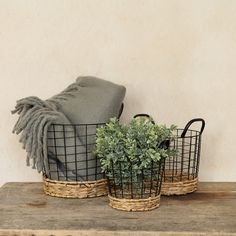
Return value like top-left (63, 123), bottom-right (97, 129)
top-left (12, 77), bottom-right (126, 181)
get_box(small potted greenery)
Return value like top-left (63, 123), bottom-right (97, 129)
top-left (96, 117), bottom-right (176, 211)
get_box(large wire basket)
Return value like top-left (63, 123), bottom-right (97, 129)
top-left (43, 103), bottom-right (124, 198)
top-left (42, 122), bottom-right (107, 198)
top-left (161, 118), bottom-right (205, 195)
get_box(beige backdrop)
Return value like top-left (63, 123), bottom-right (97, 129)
top-left (0, 0), bottom-right (236, 186)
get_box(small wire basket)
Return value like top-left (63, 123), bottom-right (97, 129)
top-left (107, 159), bottom-right (165, 212)
top-left (43, 123), bottom-right (107, 198)
top-left (161, 118), bottom-right (205, 195)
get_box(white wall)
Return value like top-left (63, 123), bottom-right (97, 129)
top-left (1, 0), bottom-right (236, 186)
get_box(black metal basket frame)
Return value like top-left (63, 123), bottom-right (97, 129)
top-left (44, 122), bottom-right (105, 182)
top-left (164, 118), bottom-right (205, 182)
top-left (43, 103), bottom-right (125, 182)
top-left (107, 158), bottom-right (165, 199)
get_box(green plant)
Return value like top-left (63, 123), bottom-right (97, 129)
top-left (96, 117), bottom-right (176, 194)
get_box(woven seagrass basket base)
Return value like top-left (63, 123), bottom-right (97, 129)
top-left (108, 194), bottom-right (160, 212)
top-left (161, 173), bottom-right (198, 196)
top-left (43, 176), bottom-right (107, 198)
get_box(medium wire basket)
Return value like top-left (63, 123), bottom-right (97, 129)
top-left (43, 123), bottom-right (108, 198)
top-left (161, 118), bottom-right (205, 195)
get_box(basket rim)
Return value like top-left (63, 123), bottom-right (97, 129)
top-left (162, 176), bottom-right (198, 184)
top-left (49, 122), bottom-right (106, 126)
top-left (43, 174), bottom-right (107, 185)
top-left (108, 194), bottom-right (160, 202)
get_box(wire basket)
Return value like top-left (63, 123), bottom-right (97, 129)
top-left (43, 122), bottom-right (107, 198)
top-left (107, 159), bottom-right (165, 211)
top-left (161, 118), bottom-right (205, 195)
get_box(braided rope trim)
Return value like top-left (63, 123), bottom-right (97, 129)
top-left (161, 175), bottom-right (198, 195)
top-left (108, 194), bottom-right (161, 212)
top-left (43, 175), bottom-right (108, 198)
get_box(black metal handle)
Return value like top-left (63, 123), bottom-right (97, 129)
top-left (133, 114), bottom-right (155, 124)
top-left (118, 103), bottom-right (124, 119)
top-left (181, 118), bottom-right (205, 138)
top-left (133, 113), bottom-right (151, 119)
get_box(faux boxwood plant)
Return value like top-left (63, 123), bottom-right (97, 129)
top-left (95, 117), bottom-right (176, 197)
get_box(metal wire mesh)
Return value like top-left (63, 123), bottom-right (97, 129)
top-left (163, 128), bottom-right (202, 182)
top-left (43, 123), bottom-right (105, 182)
top-left (108, 159), bottom-right (165, 199)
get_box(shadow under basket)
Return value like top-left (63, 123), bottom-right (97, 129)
top-left (107, 159), bottom-right (165, 212)
top-left (42, 123), bottom-right (108, 198)
top-left (161, 118), bottom-right (205, 196)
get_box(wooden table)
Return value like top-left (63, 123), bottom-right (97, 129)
top-left (0, 182), bottom-right (236, 236)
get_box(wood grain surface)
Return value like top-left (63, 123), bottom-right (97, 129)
top-left (0, 182), bottom-right (236, 236)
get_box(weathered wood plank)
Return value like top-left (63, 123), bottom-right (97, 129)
top-left (0, 229), bottom-right (236, 236)
top-left (0, 182), bottom-right (236, 236)
top-left (198, 182), bottom-right (236, 192)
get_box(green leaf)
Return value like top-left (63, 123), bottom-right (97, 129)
top-left (95, 117), bottom-right (177, 188)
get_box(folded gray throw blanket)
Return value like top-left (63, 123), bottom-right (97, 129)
top-left (12, 77), bottom-right (126, 181)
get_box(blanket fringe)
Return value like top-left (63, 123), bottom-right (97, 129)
top-left (12, 82), bottom-right (80, 172)
top-left (12, 97), bottom-right (63, 172)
